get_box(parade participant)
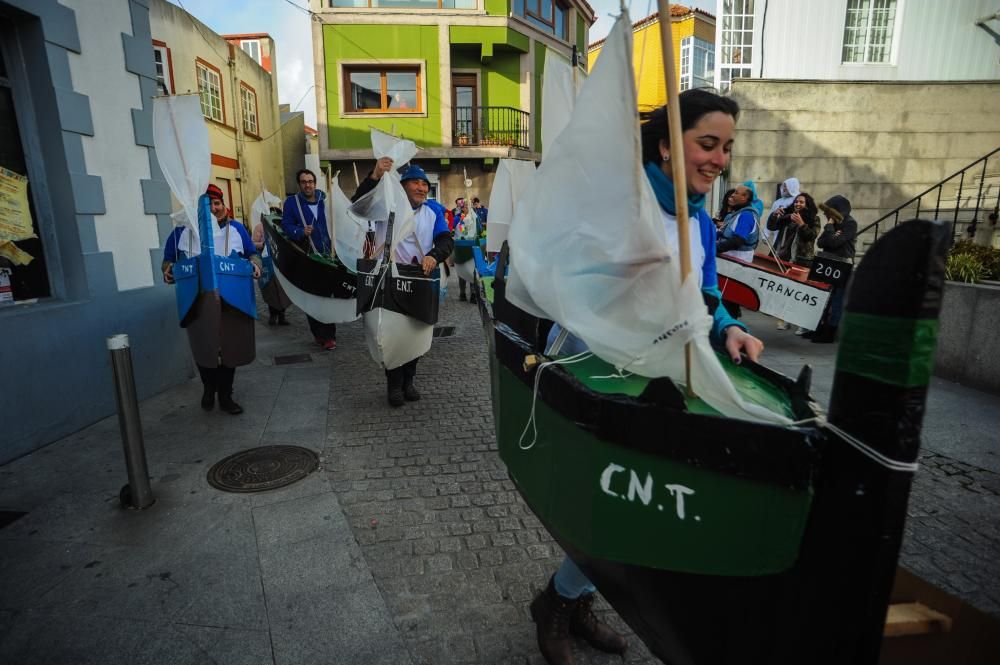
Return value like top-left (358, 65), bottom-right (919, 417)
top-left (251, 220), bottom-right (292, 325)
top-left (765, 176), bottom-right (800, 246)
top-left (809, 194), bottom-right (858, 343)
top-left (162, 184), bottom-right (262, 415)
top-left (281, 169), bottom-right (337, 350)
top-left (353, 162), bottom-right (454, 406)
top-left (530, 89), bottom-right (764, 665)
top-left (716, 180), bottom-right (761, 262)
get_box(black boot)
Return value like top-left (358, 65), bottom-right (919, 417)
top-left (277, 311), bottom-right (290, 326)
top-left (570, 592), bottom-right (628, 655)
top-left (529, 577), bottom-right (577, 665)
top-left (197, 365), bottom-right (215, 411)
top-left (216, 367), bottom-right (243, 415)
top-left (386, 368), bottom-right (405, 408)
top-left (402, 359), bottom-right (420, 401)
top-left (268, 308), bottom-right (278, 325)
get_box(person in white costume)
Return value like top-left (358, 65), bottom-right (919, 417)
top-left (352, 162), bottom-right (454, 406)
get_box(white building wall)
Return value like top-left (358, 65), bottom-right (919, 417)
top-left (717, 0), bottom-right (1000, 84)
top-left (63, 0), bottom-right (159, 290)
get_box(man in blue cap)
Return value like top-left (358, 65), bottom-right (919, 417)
top-left (353, 160), bottom-right (454, 406)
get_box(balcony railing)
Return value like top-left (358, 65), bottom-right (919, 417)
top-left (452, 106), bottom-right (530, 151)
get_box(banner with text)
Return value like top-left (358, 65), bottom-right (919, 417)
top-left (717, 258), bottom-right (831, 329)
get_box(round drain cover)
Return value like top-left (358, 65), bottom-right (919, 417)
top-left (207, 445), bottom-right (319, 493)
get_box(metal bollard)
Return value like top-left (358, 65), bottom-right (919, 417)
top-left (107, 334), bottom-right (155, 510)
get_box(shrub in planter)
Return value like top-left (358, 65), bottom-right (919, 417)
top-left (949, 240), bottom-right (1000, 280)
top-left (945, 252), bottom-right (986, 283)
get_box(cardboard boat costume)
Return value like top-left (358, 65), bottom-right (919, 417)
top-left (345, 131), bottom-right (448, 371)
top-left (153, 96), bottom-right (257, 371)
top-left (477, 12), bottom-right (949, 665)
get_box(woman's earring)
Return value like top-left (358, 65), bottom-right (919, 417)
top-left (662, 154), bottom-right (670, 163)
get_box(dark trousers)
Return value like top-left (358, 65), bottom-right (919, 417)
top-left (385, 358), bottom-right (419, 390)
top-left (459, 277), bottom-right (467, 296)
top-left (307, 315), bottom-right (337, 341)
top-left (198, 364), bottom-right (236, 397)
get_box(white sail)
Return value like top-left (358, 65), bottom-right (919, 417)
top-left (541, 49), bottom-right (579, 156)
top-left (485, 159), bottom-right (537, 253)
top-left (251, 189), bottom-right (281, 227)
top-left (506, 11), bottom-right (789, 425)
top-left (152, 95), bottom-right (210, 251)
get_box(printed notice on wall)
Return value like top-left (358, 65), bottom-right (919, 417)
top-left (0, 167), bottom-right (36, 243)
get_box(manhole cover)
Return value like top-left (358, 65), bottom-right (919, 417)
top-left (274, 354), bottom-right (313, 365)
top-left (433, 326), bottom-right (456, 338)
top-left (207, 446), bottom-right (319, 493)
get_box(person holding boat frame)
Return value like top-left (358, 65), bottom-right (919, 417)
top-left (281, 169), bottom-right (338, 351)
top-left (162, 184), bottom-right (262, 415)
top-left (531, 89), bottom-right (765, 665)
top-left (352, 160), bottom-right (454, 407)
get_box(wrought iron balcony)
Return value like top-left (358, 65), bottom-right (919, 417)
top-left (452, 106), bottom-right (530, 151)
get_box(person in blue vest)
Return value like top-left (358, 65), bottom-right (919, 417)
top-left (352, 162), bottom-right (454, 406)
top-left (162, 184), bottom-right (261, 415)
top-left (716, 181), bottom-right (761, 263)
top-left (281, 168), bottom-right (338, 350)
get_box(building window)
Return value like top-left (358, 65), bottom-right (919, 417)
top-left (196, 59), bottom-right (224, 123)
top-left (343, 66), bottom-right (421, 113)
top-left (680, 36), bottom-right (715, 91)
top-left (719, 0), bottom-right (753, 92)
top-left (512, 0), bottom-right (570, 39)
top-left (152, 41), bottom-right (173, 95)
top-left (0, 24), bottom-right (51, 304)
top-left (329, 0), bottom-right (476, 7)
top-left (240, 39), bottom-right (261, 65)
top-left (842, 0), bottom-right (897, 64)
top-left (240, 83), bottom-right (259, 136)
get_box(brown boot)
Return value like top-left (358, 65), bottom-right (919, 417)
top-left (529, 577), bottom-right (576, 665)
top-left (571, 592), bottom-right (628, 655)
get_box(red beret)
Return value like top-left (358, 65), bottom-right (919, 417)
top-left (206, 184), bottom-right (225, 202)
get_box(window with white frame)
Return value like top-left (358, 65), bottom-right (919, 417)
top-left (240, 84), bottom-right (259, 135)
top-left (152, 43), bottom-right (172, 95)
top-left (241, 40), bottom-right (261, 66)
top-left (842, 0), bottom-right (897, 64)
top-left (719, 0), bottom-right (753, 92)
top-left (196, 60), bottom-right (223, 122)
top-left (681, 36), bottom-right (715, 91)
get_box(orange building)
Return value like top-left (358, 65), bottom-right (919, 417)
top-left (588, 5), bottom-right (716, 112)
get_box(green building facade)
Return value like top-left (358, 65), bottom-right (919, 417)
top-left (311, 0), bottom-right (595, 201)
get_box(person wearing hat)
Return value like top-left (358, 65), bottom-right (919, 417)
top-left (281, 168), bottom-right (338, 350)
top-left (353, 160), bottom-right (454, 406)
top-left (162, 184), bottom-right (262, 415)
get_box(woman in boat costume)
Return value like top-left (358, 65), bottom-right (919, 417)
top-left (162, 184), bottom-right (261, 415)
top-left (528, 89), bottom-right (766, 665)
top-left (352, 162), bottom-right (454, 406)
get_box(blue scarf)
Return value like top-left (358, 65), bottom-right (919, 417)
top-left (644, 161), bottom-right (706, 217)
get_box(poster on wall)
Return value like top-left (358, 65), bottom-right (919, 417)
top-left (0, 167), bottom-right (36, 266)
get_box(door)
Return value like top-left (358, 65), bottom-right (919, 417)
top-left (451, 73), bottom-right (478, 145)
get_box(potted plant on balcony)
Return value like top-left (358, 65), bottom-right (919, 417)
top-left (457, 133), bottom-right (469, 146)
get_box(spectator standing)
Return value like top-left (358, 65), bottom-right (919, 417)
top-left (764, 177), bottom-right (801, 249)
top-left (767, 192), bottom-right (821, 332)
top-left (809, 194), bottom-right (857, 343)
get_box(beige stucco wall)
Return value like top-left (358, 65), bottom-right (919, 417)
top-left (727, 80), bottom-right (1000, 252)
top-left (150, 0), bottom-right (284, 222)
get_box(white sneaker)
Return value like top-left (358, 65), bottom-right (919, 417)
top-left (776, 320), bottom-right (789, 331)
top-left (794, 327), bottom-right (808, 335)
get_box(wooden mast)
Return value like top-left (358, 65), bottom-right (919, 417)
top-left (657, 0), bottom-right (695, 395)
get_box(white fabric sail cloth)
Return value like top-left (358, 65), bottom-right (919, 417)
top-left (153, 95), bottom-right (210, 252)
top-left (505, 10), bottom-right (789, 425)
top-left (486, 159), bottom-right (537, 254)
top-left (541, 48), bottom-right (580, 157)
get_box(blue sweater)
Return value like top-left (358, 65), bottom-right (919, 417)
top-left (281, 191), bottom-right (331, 254)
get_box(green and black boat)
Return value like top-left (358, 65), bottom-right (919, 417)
top-left (478, 219), bottom-right (949, 664)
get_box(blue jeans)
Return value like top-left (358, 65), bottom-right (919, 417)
top-left (554, 556), bottom-right (596, 599)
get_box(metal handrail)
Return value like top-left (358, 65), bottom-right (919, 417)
top-left (858, 147), bottom-right (1000, 242)
top-left (452, 106), bottom-right (531, 151)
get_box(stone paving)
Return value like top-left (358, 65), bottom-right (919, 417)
top-left (317, 288), bottom-right (653, 664)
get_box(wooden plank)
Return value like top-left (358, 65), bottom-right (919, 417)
top-left (884, 602), bottom-right (953, 638)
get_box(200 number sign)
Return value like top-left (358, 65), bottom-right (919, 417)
top-left (808, 257), bottom-right (853, 287)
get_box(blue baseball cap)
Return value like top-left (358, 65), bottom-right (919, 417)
top-left (399, 164), bottom-right (430, 184)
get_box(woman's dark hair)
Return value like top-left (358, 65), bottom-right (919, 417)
top-left (796, 192), bottom-right (819, 220)
top-left (715, 188), bottom-right (736, 220)
top-left (639, 89), bottom-right (740, 165)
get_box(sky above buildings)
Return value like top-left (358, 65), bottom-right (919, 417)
top-left (167, 0), bottom-right (716, 129)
